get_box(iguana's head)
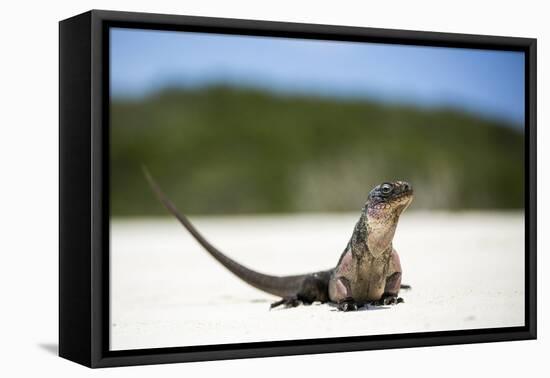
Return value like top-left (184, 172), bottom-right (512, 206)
top-left (366, 181), bottom-right (414, 218)
top-left (362, 181), bottom-right (413, 254)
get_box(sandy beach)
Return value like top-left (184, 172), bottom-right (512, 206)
top-left (110, 211), bottom-right (524, 351)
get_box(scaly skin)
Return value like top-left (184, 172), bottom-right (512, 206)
top-left (145, 168), bottom-right (413, 312)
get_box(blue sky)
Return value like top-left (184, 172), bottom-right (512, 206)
top-left (110, 28), bottom-right (525, 126)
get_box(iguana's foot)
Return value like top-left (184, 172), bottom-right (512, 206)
top-left (270, 296), bottom-right (302, 309)
top-left (337, 297), bottom-right (359, 312)
top-left (373, 294), bottom-right (404, 306)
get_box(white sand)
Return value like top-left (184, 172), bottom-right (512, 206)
top-left (110, 211), bottom-right (524, 351)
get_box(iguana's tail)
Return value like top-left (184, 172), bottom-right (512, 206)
top-left (143, 167), bottom-right (306, 298)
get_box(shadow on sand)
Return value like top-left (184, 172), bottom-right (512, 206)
top-left (37, 343), bottom-right (58, 355)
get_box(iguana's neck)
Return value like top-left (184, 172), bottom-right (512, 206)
top-left (364, 206), bottom-right (399, 256)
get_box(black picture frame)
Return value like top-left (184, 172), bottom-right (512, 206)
top-left (59, 9), bottom-right (537, 368)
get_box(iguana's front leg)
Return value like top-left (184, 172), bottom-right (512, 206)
top-left (329, 276), bottom-right (360, 311)
top-left (374, 250), bottom-right (404, 306)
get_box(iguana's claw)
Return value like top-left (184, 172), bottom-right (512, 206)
top-left (338, 298), bottom-right (359, 312)
top-left (270, 297), bottom-right (302, 309)
top-left (373, 295), bottom-right (404, 306)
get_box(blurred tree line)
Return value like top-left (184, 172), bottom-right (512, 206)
top-left (110, 86), bottom-right (524, 216)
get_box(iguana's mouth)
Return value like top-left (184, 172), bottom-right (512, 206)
top-left (394, 189), bottom-right (414, 202)
top-left (390, 185), bottom-right (414, 208)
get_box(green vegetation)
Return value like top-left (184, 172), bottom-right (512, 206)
top-left (111, 86), bottom-right (524, 216)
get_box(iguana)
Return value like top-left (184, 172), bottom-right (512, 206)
top-left (144, 169), bottom-right (413, 311)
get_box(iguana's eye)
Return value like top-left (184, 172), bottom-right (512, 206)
top-left (380, 183), bottom-right (393, 195)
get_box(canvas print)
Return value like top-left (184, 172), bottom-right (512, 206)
top-left (109, 27), bottom-right (525, 351)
